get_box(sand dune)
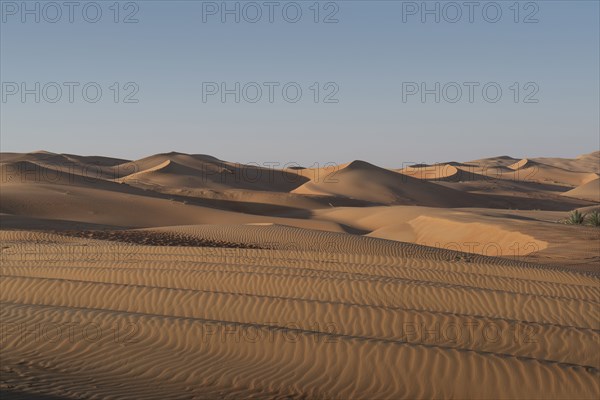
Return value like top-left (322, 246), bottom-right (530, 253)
top-left (466, 152), bottom-right (599, 174)
top-left (1, 151), bottom-right (599, 399)
top-left (533, 151), bottom-right (600, 174)
top-left (463, 156), bottom-right (599, 187)
top-left (1, 151), bottom-right (129, 182)
top-left (121, 159), bottom-right (231, 189)
top-left (395, 158), bottom-right (597, 210)
top-left (1, 159), bottom-right (136, 191)
top-left (563, 178), bottom-right (600, 202)
top-left (292, 160), bottom-right (480, 207)
top-left (506, 159), bottom-right (598, 186)
top-left (118, 152), bottom-right (307, 192)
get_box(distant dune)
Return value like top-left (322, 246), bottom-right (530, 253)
top-left (292, 160), bottom-right (484, 207)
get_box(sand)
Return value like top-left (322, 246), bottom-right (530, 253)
top-left (1, 151), bottom-right (599, 399)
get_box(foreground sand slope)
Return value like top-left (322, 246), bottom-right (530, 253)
top-left (1, 226), bottom-right (599, 399)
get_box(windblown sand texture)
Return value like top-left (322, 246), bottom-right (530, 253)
top-left (1, 151), bottom-right (599, 399)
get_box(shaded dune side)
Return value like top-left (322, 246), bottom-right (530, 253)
top-left (0, 184), bottom-right (345, 232)
top-left (0, 161), bottom-right (164, 204)
top-left (0, 160), bottom-right (117, 187)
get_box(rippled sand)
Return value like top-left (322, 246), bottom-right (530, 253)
top-left (1, 226), bottom-right (598, 399)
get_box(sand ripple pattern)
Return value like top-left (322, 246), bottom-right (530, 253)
top-left (1, 226), bottom-right (599, 399)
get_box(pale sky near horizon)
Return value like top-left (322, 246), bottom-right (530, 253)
top-left (1, 0), bottom-right (599, 167)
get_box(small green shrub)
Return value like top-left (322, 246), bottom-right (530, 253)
top-left (587, 210), bottom-right (600, 227)
top-left (566, 210), bottom-right (586, 225)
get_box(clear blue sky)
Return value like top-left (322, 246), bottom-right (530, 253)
top-left (1, 0), bottom-right (599, 167)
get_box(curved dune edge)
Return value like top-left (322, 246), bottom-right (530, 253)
top-left (562, 178), bottom-right (600, 203)
top-left (122, 159), bottom-right (180, 177)
top-left (405, 216), bottom-right (549, 257)
top-left (1, 228), bottom-right (599, 399)
top-left (508, 158), bottom-right (534, 171)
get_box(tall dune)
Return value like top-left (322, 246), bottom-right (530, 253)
top-left (292, 160), bottom-right (480, 207)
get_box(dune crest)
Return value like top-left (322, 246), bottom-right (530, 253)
top-left (508, 158), bottom-right (535, 170)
